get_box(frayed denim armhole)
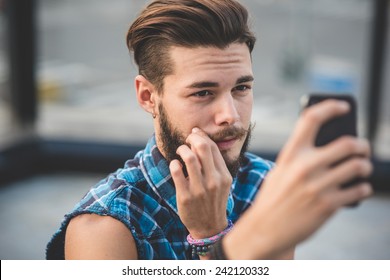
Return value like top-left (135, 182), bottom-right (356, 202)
top-left (45, 211), bottom-right (145, 260)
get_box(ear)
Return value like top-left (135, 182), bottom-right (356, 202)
top-left (135, 75), bottom-right (158, 116)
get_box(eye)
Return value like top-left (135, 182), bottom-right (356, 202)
top-left (193, 90), bottom-right (212, 97)
top-left (235, 85), bottom-right (251, 91)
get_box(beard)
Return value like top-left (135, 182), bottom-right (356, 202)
top-left (158, 103), bottom-right (252, 177)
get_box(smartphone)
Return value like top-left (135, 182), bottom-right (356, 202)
top-left (301, 93), bottom-right (358, 147)
top-left (300, 93), bottom-right (363, 207)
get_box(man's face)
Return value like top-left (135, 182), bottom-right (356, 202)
top-left (154, 43), bottom-right (254, 176)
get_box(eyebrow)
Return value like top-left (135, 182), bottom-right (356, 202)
top-left (186, 75), bottom-right (254, 89)
top-left (236, 75), bottom-right (254, 84)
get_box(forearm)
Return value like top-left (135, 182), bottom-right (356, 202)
top-left (217, 202), bottom-right (295, 260)
top-left (222, 212), bottom-right (276, 260)
top-left (213, 220), bottom-right (294, 260)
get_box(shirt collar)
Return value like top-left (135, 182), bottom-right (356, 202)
top-left (140, 136), bottom-right (178, 213)
top-left (140, 136), bottom-right (234, 216)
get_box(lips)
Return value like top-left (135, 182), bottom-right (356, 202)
top-left (215, 137), bottom-right (238, 150)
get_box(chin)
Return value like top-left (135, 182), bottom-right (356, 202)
top-left (221, 150), bottom-right (241, 165)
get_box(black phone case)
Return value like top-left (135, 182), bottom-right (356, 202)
top-left (303, 94), bottom-right (356, 146)
top-left (302, 93), bottom-right (363, 207)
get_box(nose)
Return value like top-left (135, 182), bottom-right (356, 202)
top-left (214, 94), bottom-right (240, 126)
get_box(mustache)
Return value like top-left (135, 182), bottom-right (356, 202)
top-left (208, 125), bottom-right (251, 143)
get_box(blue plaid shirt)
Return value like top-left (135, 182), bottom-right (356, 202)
top-left (46, 136), bottom-right (274, 260)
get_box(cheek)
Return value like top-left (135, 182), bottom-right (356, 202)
top-left (161, 102), bottom-right (201, 134)
top-left (185, 107), bottom-right (217, 131)
top-left (238, 97), bottom-right (253, 124)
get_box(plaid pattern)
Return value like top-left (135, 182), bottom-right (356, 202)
top-left (46, 136), bottom-right (274, 260)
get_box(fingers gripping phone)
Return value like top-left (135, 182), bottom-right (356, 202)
top-left (301, 93), bottom-right (364, 207)
top-left (301, 94), bottom-right (357, 146)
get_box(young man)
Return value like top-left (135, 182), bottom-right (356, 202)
top-left (46, 0), bottom-right (372, 260)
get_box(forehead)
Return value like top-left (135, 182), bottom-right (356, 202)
top-left (166, 43), bottom-right (253, 84)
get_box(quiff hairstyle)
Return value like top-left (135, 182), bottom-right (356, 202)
top-left (126, 0), bottom-right (256, 93)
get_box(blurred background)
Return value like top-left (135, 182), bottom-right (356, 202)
top-left (0, 0), bottom-right (389, 259)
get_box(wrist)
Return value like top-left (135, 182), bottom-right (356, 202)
top-left (188, 219), bottom-right (228, 239)
top-left (187, 220), bottom-right (233, 259)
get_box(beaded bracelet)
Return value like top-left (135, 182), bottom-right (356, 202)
top-left (187, 220), bottom-right (234, 257)
top-left (191, 244), bottom-right (213, 257)
top-left (209, 237), bottom-right (228, 260)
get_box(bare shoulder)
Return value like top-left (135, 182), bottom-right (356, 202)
top-left (65, 213), bottom-right (138, 260)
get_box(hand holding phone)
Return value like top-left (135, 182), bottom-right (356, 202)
top-left (301, 93), bottom-right (366, 206)
top-left (301, 94), bottom-right (357, 147)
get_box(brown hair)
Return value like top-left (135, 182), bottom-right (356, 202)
top-left (126, 0), bottom-right (256, 93)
